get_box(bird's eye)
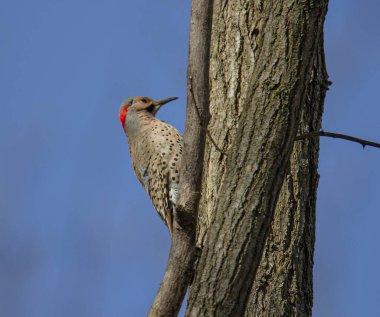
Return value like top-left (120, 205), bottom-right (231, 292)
top-left (142, 98), bottom-right (147, 103)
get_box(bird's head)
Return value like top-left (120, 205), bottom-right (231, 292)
top-left (119, 96), bottom-right (178, 130)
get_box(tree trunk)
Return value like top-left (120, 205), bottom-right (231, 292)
top-left (188, 1), bottom-right (329, 316)
top-left (244, 39), bottom-right (328, 317)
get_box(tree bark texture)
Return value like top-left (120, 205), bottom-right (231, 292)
top-left (245, 39), bottom-right (328, 317)
top-left (188, 1), bottom-right (329, 316)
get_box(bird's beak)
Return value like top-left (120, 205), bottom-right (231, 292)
top-left (151, 97), bottom-right (178, 116)
top-left (154, 97), bottom-right (178, 107)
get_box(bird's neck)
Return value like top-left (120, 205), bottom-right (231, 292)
top-left (125, 109), bottom-right (157, 139)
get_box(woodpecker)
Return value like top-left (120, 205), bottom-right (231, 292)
top-left (119, 96), bottom-right (183, 237)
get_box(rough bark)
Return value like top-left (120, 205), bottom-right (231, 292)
top-left (148, 0), bottom-right (213, 316)
top-left (187, 1), bottom-right (329, 316)
top-left (245, 39), bottom-right (328, 317)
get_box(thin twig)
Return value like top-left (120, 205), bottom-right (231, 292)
top-left (296, 130), bottom-right (380, 149)
top-left (189, 77), bottom-right (226, 154)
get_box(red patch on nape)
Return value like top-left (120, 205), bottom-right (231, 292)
top-left (119, 106), bottom-right (128, 130)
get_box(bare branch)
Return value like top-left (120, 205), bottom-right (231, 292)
top-left (296, 130), bottom-right (380, 149)
top-left (189, 77), bottom-right (226, 155)
top-left (147, 0), bottom-right (213, 316)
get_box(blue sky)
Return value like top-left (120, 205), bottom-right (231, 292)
top-left (1, 1), bottom-right (379, 316)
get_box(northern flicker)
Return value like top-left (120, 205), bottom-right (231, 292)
top-left (119, 96), bottom-right (183, 237)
